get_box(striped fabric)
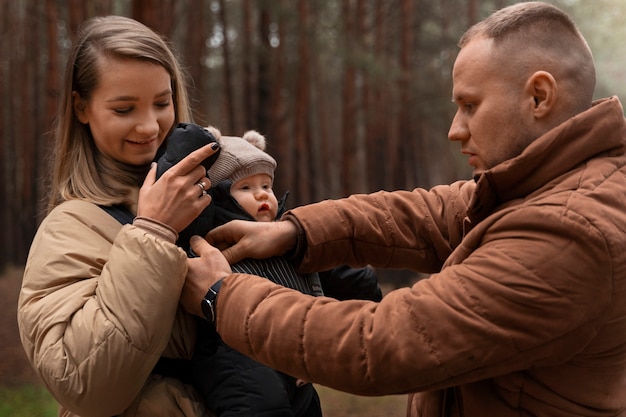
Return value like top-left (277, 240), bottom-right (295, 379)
top-left (232, 257), bottom-right (324, 296)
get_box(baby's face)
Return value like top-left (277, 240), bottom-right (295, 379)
top-left (230, 173), bottom-right (278, 222)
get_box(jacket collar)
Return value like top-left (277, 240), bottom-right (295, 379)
top-left (468, 96), bottom-right (626, 223)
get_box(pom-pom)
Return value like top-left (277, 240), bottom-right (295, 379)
top-left (242, 130), bottom-right (266, 151)
top-left (206, 126), bottom-right (222, 143)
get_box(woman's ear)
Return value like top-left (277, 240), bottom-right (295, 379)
top-left (525, 71), bottom-right (557, 119)
top-left (72, 91), bottom-right (89, 124)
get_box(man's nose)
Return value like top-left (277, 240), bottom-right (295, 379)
top-left (448, 111), bottom-right (469, 142)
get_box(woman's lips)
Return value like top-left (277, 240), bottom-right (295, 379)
top-left (127, 138), bottom-right (157, 146)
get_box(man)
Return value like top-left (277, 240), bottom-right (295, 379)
top-left (182, 2), bottom-right (626, 416)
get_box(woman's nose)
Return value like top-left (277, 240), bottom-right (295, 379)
top-left (135, 112), bottom-right (160, 137)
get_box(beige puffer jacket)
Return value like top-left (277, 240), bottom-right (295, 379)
top-left (215, 97), bottom-right (626, 416)
top-left (18, 200), bottom-right (210, 416)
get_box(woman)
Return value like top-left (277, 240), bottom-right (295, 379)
top-left (17, 16), bottom-right (218, 417)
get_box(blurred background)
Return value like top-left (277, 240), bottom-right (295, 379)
top-left (2, 0), bottom-right (626, 270)
top-left (1, 0), bottom-right (624, 415)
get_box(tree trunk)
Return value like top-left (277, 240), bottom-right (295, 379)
top-left (353, 0), bottom-right (367, 194)
top-left (256, 1), bottom-right (272, 136)
top-left (264, 1), bottom-right (292, 200)
top-left (132, 0), bottom-right (175, 36)
top-left (294, 0), bottom-right (312, 204)
top-left (185, 0), bottom-right (206, 124)
top-left (340, 0), bottom-right (356, 197)
top-left (6, 0), bottom-right (20, 264)
top-left (398, 0), bottom-right (415, 188)
top-left (0, 0), bottom-right (10, 268)
top-left (242, 0), bottom-right (255, 129)
top-left (468, 0), bottom-right (479, 26)
top-left (68, 0), bottom-right (86, 42)
top-left (17, 1), bottom-right (39, 263)
top-left (368, 0), bottom-right (387, 192)
top-left (218, 0), bottom-right (236, 133)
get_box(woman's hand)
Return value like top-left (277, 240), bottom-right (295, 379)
top-left (137, 144), bottom-right (218, 232)
top-left (206, 219), bottom-right (298, 265)
top-left (181, 236), bottom-right (232, 318)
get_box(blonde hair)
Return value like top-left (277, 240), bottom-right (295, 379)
top-left (47, 15), bottom-right (193, 213)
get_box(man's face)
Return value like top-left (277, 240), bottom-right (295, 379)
top-left (449, 37), bottom-right (536, 177)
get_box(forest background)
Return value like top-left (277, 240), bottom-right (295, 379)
top-left (0, 0), bottom-right (625, 415)
top-left (1, 0), bottom-right (626, 275)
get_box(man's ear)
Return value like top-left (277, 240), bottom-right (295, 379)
top-left (72, 91), bottom-right (89, 124)
top-left (525, 71), bottom-right (557, 119)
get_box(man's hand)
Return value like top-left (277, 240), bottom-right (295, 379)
top-left (206, 219), bottom-right (299, 264)
top-left (181, 236), bottom-right (232, 318)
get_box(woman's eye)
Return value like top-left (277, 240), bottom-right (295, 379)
top-left (155, 101), bottom-right (171, 108)
top-left (113, 108), bottom-right (132, 115)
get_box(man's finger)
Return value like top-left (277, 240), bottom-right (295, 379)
top-left (221, 245), bottom-right (244, 265)
top-left (206, 222), bottom-right (239, 247)
top-left (190, 235), bottom-right (211, 256)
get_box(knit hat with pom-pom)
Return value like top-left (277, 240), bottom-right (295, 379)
top-left (207, 128), bottom-right (277, 185)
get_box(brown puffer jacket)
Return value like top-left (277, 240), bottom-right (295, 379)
top-left (18, 200), bottom-right (211, 416)
top-left (215, 97), bottom-right (626, 416)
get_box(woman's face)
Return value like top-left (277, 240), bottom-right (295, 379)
top-left (73, 56), bottom-right (175, 166)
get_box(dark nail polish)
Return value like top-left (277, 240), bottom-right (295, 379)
top-left (211, 142), bottom-right (220, 150)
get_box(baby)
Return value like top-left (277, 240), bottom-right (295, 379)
top-left (194, 129), bottom-right (323, 417)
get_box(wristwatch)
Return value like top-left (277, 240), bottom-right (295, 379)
top-left (201, 279), bottom-right (223, 324)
